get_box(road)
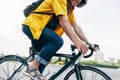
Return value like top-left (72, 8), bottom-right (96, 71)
top-left (43, 64), bottom-right (120, 80)
top-left (0, 63), bottom-right (120, 80)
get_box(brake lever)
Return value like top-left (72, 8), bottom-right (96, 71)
top-left (94, 44), bottom-right (100, 50)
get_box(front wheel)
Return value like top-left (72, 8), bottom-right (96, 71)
top-left (64, 65), bottom-right (112, 80)
top-left (0, 55), bottom-right (31, 80)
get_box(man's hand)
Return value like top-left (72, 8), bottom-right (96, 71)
top-left (87, 42), bottom-right (99, 52)
top-left (74, 40), bottom-right (88, 54)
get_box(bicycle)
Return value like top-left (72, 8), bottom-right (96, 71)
top-left (0, 44), bottom-right (112, 80)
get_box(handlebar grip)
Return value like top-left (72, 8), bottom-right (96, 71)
top-left (83, 48), bottom-right (94, 58)
top-left (84, 44), bottom-right (99, 58)
top-left (71, 44), bottom-right (99, 58)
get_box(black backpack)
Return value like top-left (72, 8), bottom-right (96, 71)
top-left (23, 0), bottom-right (60, 30)
top-left (23, 0), bottom-right (44, 17)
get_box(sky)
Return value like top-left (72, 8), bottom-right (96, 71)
top-left (0, 0), bottom-right (120, 61)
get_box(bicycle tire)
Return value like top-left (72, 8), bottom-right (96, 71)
top-left (0, 55), bottom-right (31, 80)
top-left (64, 65), bottom-right (112, 80)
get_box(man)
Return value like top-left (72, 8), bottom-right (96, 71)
top-left (22, 0), bottom-right (95, 80)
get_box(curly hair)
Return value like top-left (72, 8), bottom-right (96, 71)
top-left (77, 0), bottom-right (88, 8)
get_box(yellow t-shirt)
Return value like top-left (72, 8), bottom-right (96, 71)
top-left (23, 0), bottom-right (76, 40)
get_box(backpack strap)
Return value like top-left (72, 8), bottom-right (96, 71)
top-left (32, 12), bottom-right (54, 15)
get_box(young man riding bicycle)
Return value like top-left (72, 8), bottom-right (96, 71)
top-left (22, 0), bottom-right (96, 80)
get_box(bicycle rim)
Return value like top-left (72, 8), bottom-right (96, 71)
top-left (0, 55), bottom-right (31, 80)
top-left (64, 66), bottom-right (112, 80)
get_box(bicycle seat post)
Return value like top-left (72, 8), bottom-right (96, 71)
top-left (29, 46), bottom-right (36, 59)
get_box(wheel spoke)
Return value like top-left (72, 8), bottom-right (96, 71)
top-left (64, 66), bottom-right (111, 80)
top-left (0, 55), bottom-right (30, 80)
top-left (0, 62), bottom-right (10, 78)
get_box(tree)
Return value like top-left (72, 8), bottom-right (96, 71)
top-left (64, 58), bottom-right (69, 64)
top-left (117, 59), bottom-right (120, 67)
top-left (58, 57), bottom-right (62, 61)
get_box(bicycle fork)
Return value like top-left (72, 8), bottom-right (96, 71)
top-left (74, 64), bottom-right (83, 80)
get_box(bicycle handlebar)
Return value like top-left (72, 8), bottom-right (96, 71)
top-left (71, 44), bottom-right (99, 58)
top-left (84, 44), bottom-right (99, 58)
top-left (29, 43), bottom-right (99, 59)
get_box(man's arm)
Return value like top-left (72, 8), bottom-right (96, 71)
top-left (58, 15), bottom-right (88, 54)
top-left (72, 22), bottom-right (97, 51)
top-left (71, 22), bottom-right (89, 43)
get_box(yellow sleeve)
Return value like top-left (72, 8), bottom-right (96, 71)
top-left (53, 0), bottom-right (67, 16)
top-left (68, 8), bottom-right (76, 24)
top-left (55, 26), bottom-right (64, 36)
top-left (69, 13), bottom-right (76, 24)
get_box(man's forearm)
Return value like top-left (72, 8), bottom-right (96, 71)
top-left (73, 23), bottom-right (89, 43)
top-left (58, 15), bottom-right (80, 44)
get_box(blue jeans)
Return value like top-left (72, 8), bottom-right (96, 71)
top-left (22, 25), bottom-right (63, 73)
